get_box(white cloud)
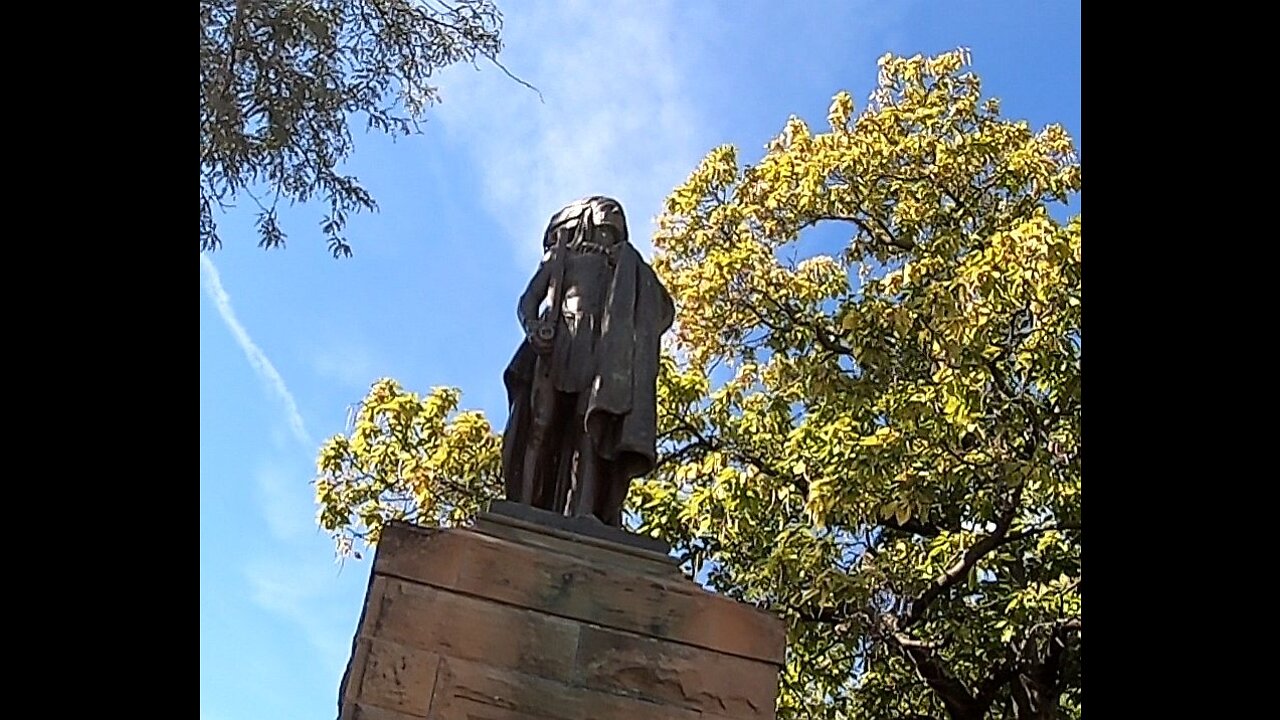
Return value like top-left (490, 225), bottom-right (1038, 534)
top-left (255, 461), bottom-right (316, 542)
top-left (201, 254), bottom-right (313, 448)
top-left (245, 557), bottom-right (356, 673)
top-left (433, 0), bottom-right (708, 266)
top-left (311, 342), bottom-right (381, 392)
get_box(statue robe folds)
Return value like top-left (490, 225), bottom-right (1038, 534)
top-left (501, 241), bottom-right (674, 512)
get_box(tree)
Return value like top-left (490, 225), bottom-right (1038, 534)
top-left (315, 49), bottom-right (1081, 720)
top-left (200, 0), bottom-right (509, 258)
top-left (315, 381), bottom-right (501, 558)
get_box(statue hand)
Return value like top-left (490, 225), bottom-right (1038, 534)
top-left (528, 321), bottom-right (555, 355)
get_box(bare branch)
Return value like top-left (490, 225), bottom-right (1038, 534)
top-left (891, 631), bottom-right (982, 718)
top-left (481, 53), bottom-right (544, 102)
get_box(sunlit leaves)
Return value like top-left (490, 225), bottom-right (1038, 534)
top-left (314, 379), bottom-right (502, 554)
top-left (646, 48), bottom-right (1080, 718)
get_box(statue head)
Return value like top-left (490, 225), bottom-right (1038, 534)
top-left (543, 196), bottom-right (628, 250)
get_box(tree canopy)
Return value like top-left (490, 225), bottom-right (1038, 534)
top-left (200, 0), bottom-right (506, 257)
top-left (315, 49), bottom-right (1081, 720)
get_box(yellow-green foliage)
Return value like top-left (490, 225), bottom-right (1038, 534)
top-left (315, 379), bottom-right (501, 556)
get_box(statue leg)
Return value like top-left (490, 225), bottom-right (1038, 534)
top-left (550, 424), bottom-right (576, 515)
top-left (568, 428), bottom-right (600, 520)
top-left (567, 393), bottom-right (608, 521)
top-left (597, 464), bottom-right (630, 528)
top-left (520, 374), bottom-right (561, 506)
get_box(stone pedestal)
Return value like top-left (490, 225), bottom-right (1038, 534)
top-left (337, 503), bottom-right (786, 719)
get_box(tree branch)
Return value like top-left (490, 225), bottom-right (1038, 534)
top-left (654, 437), bottom-right (714, 472)
top-left (759, 295), bottom-right (853, 358)
top-left (891, 631), bottom-right (982, 718)
top-left (902, 483), bottom-right (1025, 629)
top-left (802, 213), bottom-right (916, 251)
top-left (879, 515), bottom-right (943, 538)
top-left (668, 418), bottom-right (792, 487)
top-left (1007, 617), bottom-right (1078, 718)
top-left (975, 654), bottom-right (1022, 710)
top-left (481, 53), bottom-right (544, 102)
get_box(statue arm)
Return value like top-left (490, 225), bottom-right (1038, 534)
top-left (518, 251), bottom-right (555, 336)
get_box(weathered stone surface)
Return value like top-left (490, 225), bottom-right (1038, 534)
top-left (374, 522), bottom-right (785, 665)
top-left (346, 703), bottom-right (432, 720)
top-left (340, 640), bottom-right (373, 709)
top-left (355, 639), bottom-right (441, 717)
top-left (429, 656), bottom-right (710, 720)
top-left (426, 698), bottom-right (541, 720)
top-left (340, 576), bottom-right (391, 709)
top-left (358, 638), bottom-right (442, 712)
top-left (371, 578), bottom-right (580, 683)
top-left (573, 624), bottom-right (779, 718)
top-left (340, 522), bottom-right (786, 720)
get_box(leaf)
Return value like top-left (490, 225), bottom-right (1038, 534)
top-left (895, 504), bottom-right (912, 525)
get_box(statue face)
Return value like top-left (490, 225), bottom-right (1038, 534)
top-left (590, 202), bottom-right (625, 235)
top-left (594, 223), bottom-right (622, 246)
top-left (588, 200), bottom-right (626, 246)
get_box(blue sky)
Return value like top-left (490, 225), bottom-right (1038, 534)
top-left (199, 2), bottom-right (1080, 717)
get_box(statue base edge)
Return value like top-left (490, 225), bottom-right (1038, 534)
top-left (478, 499), bottom-right (672, 556)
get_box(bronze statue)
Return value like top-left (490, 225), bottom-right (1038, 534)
top-left (500, 197), bottom-right (674, 527)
